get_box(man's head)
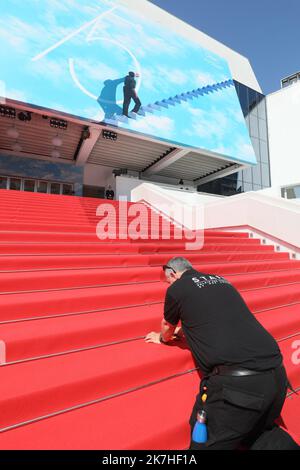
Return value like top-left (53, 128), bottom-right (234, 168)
top-left (163, 257), bottom-right (193, 284)
top-left (128, 71), bottom-right (135, 77)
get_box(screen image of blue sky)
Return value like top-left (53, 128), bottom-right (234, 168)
top-left (0, 0), bottom-right (256, 165)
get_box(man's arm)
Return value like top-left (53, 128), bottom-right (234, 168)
top-left (145, 290), bottom-right (181, 344)
top-left (161, 318), bottom-right (176, 342)
top-left (115, 77), bottom-right (126, 85)
top-left (145, 318), bottom-right (177, 344)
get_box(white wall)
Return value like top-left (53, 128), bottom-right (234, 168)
top-left (256, 187), bottom-right (282, 198)
top-left (122, 0), bottom-right (261, 92)
top-left (143, 174), bottom-right (195, 187)
top-left (84, 164), bottom-right (116, 192)
top-left (267, 82), bottom-right (300, 189)
top-left (116, 176), bottom-right (142, 200)
top-left (83, 167), bottom-right (197, 200)
top-left (115, 176), bottom-right (213, 201)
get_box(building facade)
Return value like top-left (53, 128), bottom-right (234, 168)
top-left (198, 81), bottom-right (272, 196)
top-left (266, 79), bottom-right (300, 199)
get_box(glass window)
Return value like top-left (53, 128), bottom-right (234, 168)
top-left (249, 114), bottom-right (259, 138)
top-left (242, 167), bottom-right (253, 184)
top-left (248, 89), bottom-right (258, 115)
top-left (250, 137), bottom-right (260, 161)
top-left (236, 181), bottom-right (243, 193)
top-left (24, 179), bottom-right (36, 192)
top-left (258, 118), bottom-right (268, 141)
top-left (294, 185), bottom-right (300, 198)
top-left (283, 185), bottom-right (300, 199)
top-left (62, 184), bottom-right (73, 195)
top-left (259, 140), bottom-right (269, 164)
top-left (50, 182), bottom-right (61, 194)
top-left (9, 178), bottom-right (21, 191)
top-left (224, 173), bottom-right (239, 182)
top-left (252, 164), bottom-right (262, 186)
top-left (237, 83), bottom-right (249, 117)
top-left (237, 170), bottom-right (244, 181)
top-left (0, 176), bottom-right (7, 189)
top-left (242, 181), bottom-right (253, 192)
top-left (37, 181), bottom-right (48, 193)
top-left (261, 163), bottom-right (271, 187)
top-left (245, 115), bottom-right (250, 132)
top-left (257, 99), bottom-right (266, 120)
top-left (286, 187), bottom-right (297, 199)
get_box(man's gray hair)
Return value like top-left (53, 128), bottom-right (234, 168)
top-left (164, 257), bottom-right (193, 276)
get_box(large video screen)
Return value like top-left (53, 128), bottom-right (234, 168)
top-left (0, 0), bottom-right (256, 165)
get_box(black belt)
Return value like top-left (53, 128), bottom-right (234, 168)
top-left (210, 364), bottom-right (298, 395)
top-left (211, 365), bottom-right (274, 377)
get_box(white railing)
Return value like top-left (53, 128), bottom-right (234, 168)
top-left (132, 183), bottom-right (300, 253)
top-left (204, 192), bottom-right (300, 249)
top-left (131, 182), bottom-right (207, 230)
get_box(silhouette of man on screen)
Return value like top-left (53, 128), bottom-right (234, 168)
top-left (123, 71), bottom-right (141, 117)
top-left (97, 77), bottom-right (125, 119)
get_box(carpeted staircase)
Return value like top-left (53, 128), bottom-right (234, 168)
top-left (0, 189), bottom-right (299, 449)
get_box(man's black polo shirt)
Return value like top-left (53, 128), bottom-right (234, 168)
top-left (124, 75), bottom-right (136, 90)
top-left (164, 269), bottom-right (282, 374)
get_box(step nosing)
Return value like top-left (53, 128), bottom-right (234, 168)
top-left (0, 251), bottom-right (289, 257)
top-left (1, 277), bottom-right (300, 296)
top-left (1, 297), bottom-right (300, 327)
top-left (240, 280), bottom-right (300, 293)
top-left (0, 368), bottom-right (199, 434)
top-left (287, 386), bottom-right (300, 398)
top-left (0, 301), bottom-right (163, 325)
top-left (0, 279), bottom-right (299, 298)
top-left (277, 331), bottom-right (300, 343)
top-left (0, 279), bottom-right (161, 296)
top-left (0, 260), bottom-right (297, 275)
top-left (255, 300), bottom-right (300, 314)
top-left (3, 328), bottom-right (299, 367)
top-left (1, 335), bottom-right (146, 367)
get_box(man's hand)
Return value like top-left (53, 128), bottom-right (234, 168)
top-left (174, 326), bottom-right (184, 339)
top-left (135, 72), bottom-right (140, 77)
top-left (145, 332), bottom-right (162, 344)
top-left (145, 320), bottom-right (178, 345)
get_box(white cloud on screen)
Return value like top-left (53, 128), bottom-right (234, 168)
top-left (28, 57), bottom-right (68, 84)
top-left (5, 88), bottom-right (28, 102)
top-left (183, 104), bottom-right (231, 140)
top-left (156, 67), bottom-right (188, 86)
top-left (129, 114), bottom-right (175, 137)
top-left (192, 71), bottom-right (216, 87)
top-left (235, 141), bottom-right (256, 160)
top-left (212, 139), bottom-right (255, 162)
top-left (0, 17), bottom-right (43, 52)
top-left (72, 58), bottom-right (119, 82)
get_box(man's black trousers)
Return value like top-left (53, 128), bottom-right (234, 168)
top-left (189, 364), bottom-right (298, 450)
top-left (123, 87), bottom-right (141, 116)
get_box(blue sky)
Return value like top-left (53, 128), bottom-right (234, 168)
top-left (0, 0), bottom-right (256, 164)
top-left (151, 0), bottom-right (299, 94)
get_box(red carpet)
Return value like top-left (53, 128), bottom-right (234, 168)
top-left (0, 189), bottom-right (299, 449)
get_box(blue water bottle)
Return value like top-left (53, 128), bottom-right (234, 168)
top-left (192, 410), bottom-right (208, 444)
